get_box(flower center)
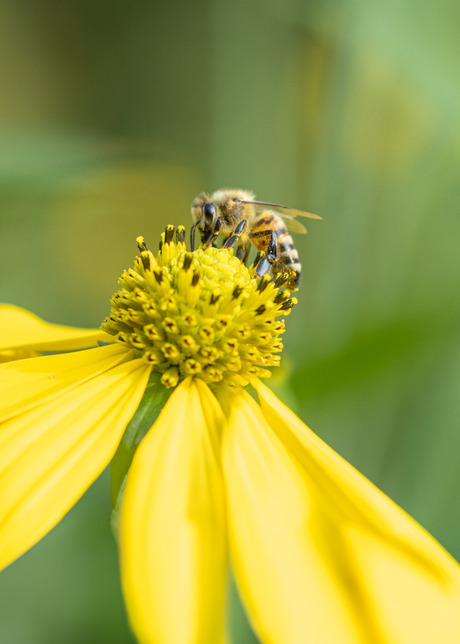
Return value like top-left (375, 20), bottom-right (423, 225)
top-left (101, 226), bottom-right (297, 389)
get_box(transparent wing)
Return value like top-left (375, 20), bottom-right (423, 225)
top-left (240, 199), bottom-right (322, 220)
top-left (281, 216), bottom-right (308, 234)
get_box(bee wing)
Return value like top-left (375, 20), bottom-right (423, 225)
top-left (240, 199), bottom-right (322, 220)
top-left (280, 215), bottom-right (308, 234)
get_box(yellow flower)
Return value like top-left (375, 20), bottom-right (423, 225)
top-left (1, 227), bottom-right (460, 644)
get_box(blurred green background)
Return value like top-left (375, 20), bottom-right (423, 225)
top-left (1, 0), bottom-right (459, 642)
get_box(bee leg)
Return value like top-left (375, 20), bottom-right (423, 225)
top-left (190, 221), bottom-right (199, 252)
top-left (223, 220), bottom-right (247, 249)
top-left (236, 244), bottom-right (250, 265)
top-left (202, 217), bottom-right (223, 250)
top-left (254, 231), bottom-right (277, 279)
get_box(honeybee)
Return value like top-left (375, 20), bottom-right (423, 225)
top-left (191, 188), bottom-right (321, 289)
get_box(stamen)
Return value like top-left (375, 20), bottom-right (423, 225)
top-left (163, 318), bottom-right (179, 335)
top-left (183, 358), bottom-right (202, 375)
top-left (161, 367), bottom-right (179, 388)
top-left (144, 324), bottom-right (162, 341)
top-left (164, 225), bottom-right (175, 244)
top-left (153, 269), bottom-right (163, 285)
top-left (257, 275), bottom-right (271, 292)
top-left (140, 251), bottom-right (152, 271)
top-left (176, 226), bottom-right (186, 244)
top-left (183, 253), bottom-right (193, 270)
top-left (274, 272), bottom-right (289, 287)
top-left (274, 291), bottom-right (289, 304)
top-left (144, 350), bottom-right (163, 365)
top-left (232, 285), bottom-right (243, 299)
top-left (179, 335), bottom-right (199, 353)
top-left (161, 343), bottom-right (181, 360)
top-left (136, 236), bottom-right (148, 252)
top-left (182, 313), bottom-right (197, 328)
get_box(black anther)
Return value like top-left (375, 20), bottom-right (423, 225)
top-left (141, 253), bottom-right (150, 270)
top-left (274, 291), bottom-right (288, 304)
top-left (280, 298), bottom-right (293, 311)
top-left (232, 285), bottom-right (243, 299)
top-left (183, 253), bottom-right (193, 270)
top-left (164, 226), bottom-right (175, 243)
top-left (257, 275), bottom-right (271, 292)
top-left (274, 272), bottom-right (289, 287)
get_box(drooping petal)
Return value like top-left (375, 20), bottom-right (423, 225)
top-left (0, 304), bottom-right (109, 353)
top-left (0, 357), bottom-right (151, 571)
top-left (222, 388), bottom-right (363, 644)
top-left (0, 343), bottom-right (130, 422)
top-left (120, 378), bottom-right (227, 644)
top-left (226, 379), bottom-right (460, 644)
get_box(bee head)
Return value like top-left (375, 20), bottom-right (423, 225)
top-left (191, 189), bottom-right (256, 239)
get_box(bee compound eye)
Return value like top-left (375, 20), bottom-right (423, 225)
top-left (203, 202), bottom-right (217, 220)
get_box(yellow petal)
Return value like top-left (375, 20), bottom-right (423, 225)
top-left (242, 380), bottom-right (460, 643)
top-left (222, 389), bottom-right (363, 644)
top-left (0, 304), bottom-right (109, 353)
top-left (0, 343), bottom-right (131, 422)
top-left (0, 357), bottom-right (151, 571)
top-left (120, 378), bottom-right (227, 644)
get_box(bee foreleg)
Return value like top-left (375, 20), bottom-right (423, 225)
top-left (236, 244), bottom-right (250, 265)
top-left (202, 217), bottom-right (223, 250)
top-left (223, 219), bottom-right (247, 249)
top-left (190, 221), bottom-right (199, 252)
top-left (254, 231), bottom-right (277, 280)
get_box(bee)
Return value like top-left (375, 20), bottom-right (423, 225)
top-left (191, 188), bottom-right (321, 289)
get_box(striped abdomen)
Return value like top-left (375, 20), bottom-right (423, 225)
top-left (249, 212), bottom-right (301, 289)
